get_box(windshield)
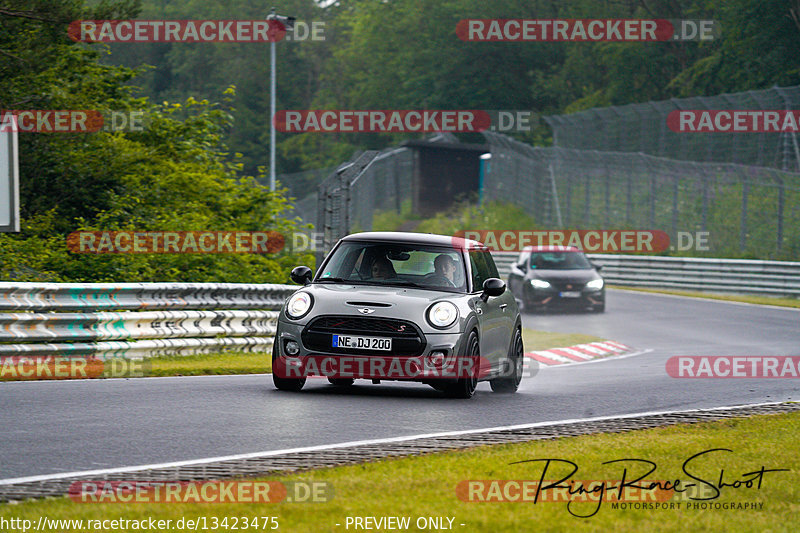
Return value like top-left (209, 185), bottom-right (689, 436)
top-left (317, 242), bottom-right (467, 292)
top-left (529, 251), bottom-right (593, 270)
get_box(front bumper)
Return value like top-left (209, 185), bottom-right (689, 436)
top-left (274, 318), bottom-right (476, 381)
top-left (524, 287), bottom-right (605, 309)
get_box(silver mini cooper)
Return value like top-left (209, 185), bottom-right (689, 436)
top-left (272, 232), bottom-right (523, 398)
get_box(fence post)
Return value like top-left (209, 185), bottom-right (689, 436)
top-left (672, 172), bottom-right (679, 239)
top-left (776, 175), bottom-right (784, 253)
top-left (584, 170), bottom-right (591, 225)
top-left (701, 165), bottom-right (709, 232)
top-left (740, 171), bottom-right (749, 252)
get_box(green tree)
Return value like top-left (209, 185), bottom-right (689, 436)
top-left (0, 1), bottom-right (312, 282)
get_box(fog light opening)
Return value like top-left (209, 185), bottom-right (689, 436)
top-left (284, 340), bottom-right (300, 355)
top-left (426, 351), bottom-right (447, 368)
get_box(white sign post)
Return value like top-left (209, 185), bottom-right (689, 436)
top-left (0, 112), bottom-right (20, 232)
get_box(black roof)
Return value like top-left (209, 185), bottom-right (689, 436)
top-left (342, 231), bottom-right (483, 249)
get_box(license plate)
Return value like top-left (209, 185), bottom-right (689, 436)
top-left (332, 334), bottom-right (392, 351)
top-left (560, 291), bottom-right (581, 298)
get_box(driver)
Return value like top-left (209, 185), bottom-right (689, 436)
top-left (433, 254), bottom-right (457, 285)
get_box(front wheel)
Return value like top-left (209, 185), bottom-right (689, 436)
top-left (442, 331), bottom-right (479, 399)
top-left (490, 328), bottom-right (523, 393)
top-left (271, 341), bottom-right (306, 392)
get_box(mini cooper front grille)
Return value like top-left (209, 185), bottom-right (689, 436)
top-left (307, 316), bottom-right (420, 336)
top-left (302, 315), bottom-right (425, 356)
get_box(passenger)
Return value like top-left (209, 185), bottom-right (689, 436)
top-left (371, 257), bottom-right (396, 279)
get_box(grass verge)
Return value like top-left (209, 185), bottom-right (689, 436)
top-left (2, 411), bottom-right (797, 532)
top-left (522, 328), bottom-right (605, 351)
top-left (146, 351), bottom-right (271, 377)
top-left (612, 285), bottom-right (800, 309)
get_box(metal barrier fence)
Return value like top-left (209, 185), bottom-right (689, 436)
top-left (482, 131), bottom-right (800, 260)
top-left (589, 254), bottom-right (800, 297)
top-left (544, 85), bottom-right (800, 171)
top-left (0, 283), bottom-right (297, 359)
top-left (0, 256), bottom-right (795, 360)
top-left (490, 251), bottom-right (800, 297)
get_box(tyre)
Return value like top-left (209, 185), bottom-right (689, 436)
top-left (490, 327), bottom-right (523, 393)
top-left (328, 378), bottom-right (355, 387)
top-left (271, 341), bottom-right (306, 392)
top-left (442, 331), bottom-right (479, 399)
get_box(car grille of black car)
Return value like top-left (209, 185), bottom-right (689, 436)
top-left (302, 315), bottom-right (425, 356)
top-left (550, 281), bottom-right (586, 291)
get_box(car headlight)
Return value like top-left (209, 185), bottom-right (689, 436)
top-left (427, 301), bottom-right (459, 329)
top-left (529, 279), bottom-right (551, 289)
top-left (586, 279), bottom-right (604, 290)
top-left (286, 292), bottom-right (313, 319)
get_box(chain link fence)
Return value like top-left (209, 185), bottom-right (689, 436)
top-left (266, 167), bottom-right (336, 227)
top-left (287, 87), bottom-right (800, 261)
top-left (544, 85), bottom-right (800, 171)
top-left (482, 131), bottom-right (800, 259)
top-left (308, 134), bottom-right (464, 260)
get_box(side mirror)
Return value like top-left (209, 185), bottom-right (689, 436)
top-left (290, 266), bottom-right (312, 285)
top-left (517, 262), bottom-right (527, 272)
top-left (481, 278), bottom-right (506, 301)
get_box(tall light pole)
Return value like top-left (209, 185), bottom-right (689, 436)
top-left (267, 7), bottom-right (295, 191)
top-left (478, 152), bottom-right (491, 207)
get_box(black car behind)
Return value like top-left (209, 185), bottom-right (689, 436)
top-left (507, 246), bottom-right (605, 312)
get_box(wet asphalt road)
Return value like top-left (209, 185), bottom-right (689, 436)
top-left (1, 289), bottom-right (798, 480)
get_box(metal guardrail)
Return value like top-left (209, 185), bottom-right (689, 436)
top-left (1, 253), bottom-right (796, 360)
top-left (0, 283), bottom-right (297, 359)
top-left (589, 254), bottom-right (800, 297)
top-left (491, 251), bottom-right (800, 297)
